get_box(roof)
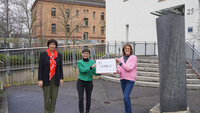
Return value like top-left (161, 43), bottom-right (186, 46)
top-left (31, 0), bottom-right (105, 11)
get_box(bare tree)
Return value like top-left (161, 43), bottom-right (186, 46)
top-left (55, 1), bottom-right (85, 44)
top-left (0, 0), bottom-right (14, 48)
top-left (13, 0), bottom-right (37, 47)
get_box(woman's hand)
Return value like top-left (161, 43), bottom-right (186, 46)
top-left (38, 80), bottom-right (43, 87)
top-left (91, 63), bottom-right (96, 68)
top-left (60, 79), bottom-right (63, 86)
top-left (115, 58), bottom-right (120, 64)
top-left (113, 70), bottom-right (119, 74)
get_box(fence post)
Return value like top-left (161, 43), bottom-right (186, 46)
top-left (132, 42), bottom-right (135, 55)
top-left (31, 49), bottom-right (34, 72)
top-left (6, 50), bottom-right (10, 75)
top-left (145, 41), bottom-right (147, 56)
top-left (73, 35), bottom-right (75, 45)
top-left (192, 44), bottom-right (194, 69)
top-left (154, 42), bottom-right (156, 56)
top-left (115, 41), bottom-right (117, 57)
top-left (90, 47), bottom-right (94, 60)
top-left (107, 41), bottom-right (110, 58)
top-left (98, 36), bottom-right (100, 43)
top-left (118, 47), bottom-right (121, 58)
top-left (122, 41), bottom-right (124, 45)
top-left (72, 46), bottom-right (76, 67)
top-left (93, 46), bottom-right (96, 59)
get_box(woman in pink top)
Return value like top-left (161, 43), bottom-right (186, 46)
top-left (116, 43), bottom-right (137, 113)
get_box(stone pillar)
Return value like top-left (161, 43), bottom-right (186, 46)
top-left (156, 14), bottom-right (187, 112)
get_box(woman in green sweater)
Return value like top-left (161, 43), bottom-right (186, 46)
top-left (77, 48), bottom-right (100, 113)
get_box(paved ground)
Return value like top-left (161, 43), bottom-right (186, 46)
top-left (5, 79), bottom-right (200, 113)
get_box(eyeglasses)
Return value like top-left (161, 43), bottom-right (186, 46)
top-left (125, 48), bottom-right (130, 50)
top-left (83, 52), bottom-right (89, 55)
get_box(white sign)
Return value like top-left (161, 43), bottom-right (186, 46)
top-left (96, 59), bottom-right (117, 73)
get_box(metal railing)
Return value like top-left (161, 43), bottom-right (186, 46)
top-left (0, 41), bottom-right (157, 73)
top-left (186, 41), bottom-right (200, 76)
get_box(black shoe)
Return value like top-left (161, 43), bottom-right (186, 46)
top-left (85, 111), bottom-right (89, 113)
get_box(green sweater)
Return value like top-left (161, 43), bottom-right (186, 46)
top-left (77, 59), bottom-right (100, 81)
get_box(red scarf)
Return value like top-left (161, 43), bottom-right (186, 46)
top-left (46, 48), bottom-right (58, 80)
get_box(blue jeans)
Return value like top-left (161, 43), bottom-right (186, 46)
top-left (120, 79), bottom-right (135, 113)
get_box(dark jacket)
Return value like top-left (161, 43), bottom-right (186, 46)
top-left (38, 51), bottom-right (63, 86)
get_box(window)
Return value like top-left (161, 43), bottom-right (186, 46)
top-left (84, 9), bottom-right (88, 13)
top-left (101, 40), bottom-right (104, 43)
top-left (66, 9), bottom-right (70, 18)
top-left (66, 24), bottom-right (70, 33)
top-left (51, 8), bottom-right (56, 16)
top-left (101, 26), bottom-right (105, 35)
top-left (51, 24), bottom-right (56, 33)
top-left (83, 18), bottom-right (88, 26)
top-left (101, 12), bottom-right (104, 20)
top-left (93, 26), bottom-right (95, 33)
top-left (76, 10), bottom-right (79, 16)
top-left (93, 11), bottom-right (95, 19)
top-left (83, 32), bottom-right (88, 40)
top-left (76, 25), bottom-right (79, 32)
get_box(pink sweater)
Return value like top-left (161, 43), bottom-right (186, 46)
top-left (117, 55), bottom-right (137, 81)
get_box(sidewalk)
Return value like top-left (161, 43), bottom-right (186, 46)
top-left (6, 79), bottom-right (200, 113)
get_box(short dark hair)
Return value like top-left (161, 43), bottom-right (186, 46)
top-left (82, 48), bottom-right (90, 54)
top-left (47, 39), bottom-right (58, 47)
top-left (122, 43), bottom-right (133, 56)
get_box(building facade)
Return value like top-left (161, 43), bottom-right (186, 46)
top-left (106, 0), bottom-right (200, 47)
top-left (31, 0), bottom-right (106, 44)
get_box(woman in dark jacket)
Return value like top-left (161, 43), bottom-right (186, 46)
top-left (38, 39), bottom-right (63, 113)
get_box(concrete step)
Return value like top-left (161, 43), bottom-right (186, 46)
top-left (109, 57), bottom-right (200, 89)
top-left (187, 84), bottom-right (200, 90)
top-left (136, 76), bottom-right (159, 82)
top-left (137, 63), bottom-right (159, 68)
top-left (100, 75), bottom-right (159, 88)
top-left (101, 75), bottom-right (200, 90)
top-left (137, 71), bottom-right (159, 77)
top-left (137, 59), bottom-right (158, 64)
top-left (137, 67), bottom-right (158, 72)
top-left (137, 76), bottom-right (200, 84)
top-left (137, 67), bottom-right (193, 73)
top-left (187, 74), bottom-right (200, 79)
top-left (137, 71), bottom-right (199, 79)
top-left (187, 79), bottom-right (200, 84)
top-left (137, 63), bottom-right (191, 69)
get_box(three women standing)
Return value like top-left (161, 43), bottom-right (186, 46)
top-left (38, 40), bottom-right (137, 113)
top-left (116, 43), bottom-right (137, 113)
top-left (38, 39), bottom-right (63, 113)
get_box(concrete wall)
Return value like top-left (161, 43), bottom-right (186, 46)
top-left (106, 0), bottom-right (157, 42)
top-left (106, 0), bottom-right (199, 45)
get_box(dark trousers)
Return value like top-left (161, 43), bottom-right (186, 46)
top-left (120, 79), bottom-right (135, 113)
top-left (42, 77), bottom-right (59, 113)
top-left (77, 79), bottom-right (93, 113)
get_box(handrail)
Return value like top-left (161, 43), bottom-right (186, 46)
top-left (186, 41), bottom-right (200, 76)
top-left (186, 41), bottom-right (200, 54)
